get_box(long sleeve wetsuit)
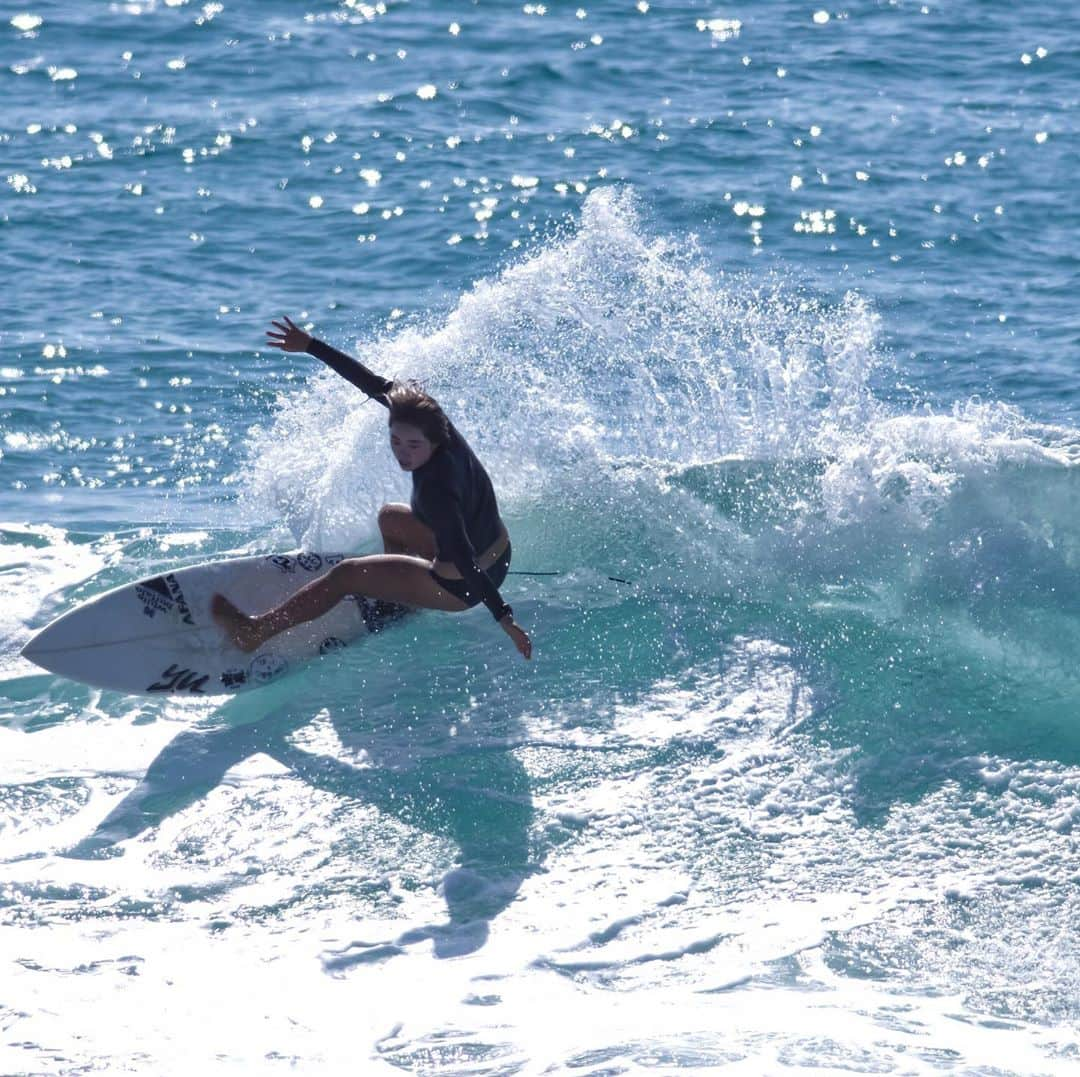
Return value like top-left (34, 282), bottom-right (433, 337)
top-left (307, 338), bottom-right (511, 621)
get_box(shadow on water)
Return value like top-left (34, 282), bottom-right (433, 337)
top-left (44, 494), bottom-right (1080, 954)
top-left (64, 669), bottom-right (535, 961)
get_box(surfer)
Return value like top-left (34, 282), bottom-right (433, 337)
top-left (211, 317), bottom-right (532, 660)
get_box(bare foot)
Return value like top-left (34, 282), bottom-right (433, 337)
top-left (210, 593), bottom-right (265, 653)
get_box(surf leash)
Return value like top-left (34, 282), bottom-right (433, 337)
top-left (508, 570), bottom-right (633, 585)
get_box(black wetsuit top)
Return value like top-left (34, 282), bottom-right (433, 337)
top-left (308, 338), bottom-right (511, 621)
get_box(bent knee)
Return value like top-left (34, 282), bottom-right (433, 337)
top-left (378, 503), bottom-right (412, 526)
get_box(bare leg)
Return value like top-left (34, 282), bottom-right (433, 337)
top-left (377, 502), bottom-right (437, 558)
top-left (211, 553), bottom-right (467, 653)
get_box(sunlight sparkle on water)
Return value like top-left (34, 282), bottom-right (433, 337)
top-left (795, 208), bottom-right (837, 234)
top-left (696, 18), bottom-right (741, 41)
top-left (3, 5), bottom-right (1079, 1071)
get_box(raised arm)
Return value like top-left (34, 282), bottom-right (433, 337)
top-left (266, 316), bottom-right (392, 406)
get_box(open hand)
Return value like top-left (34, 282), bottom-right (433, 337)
top-left (266, 315), bottom-right (312, 353)
top-left (500, 615), bottom-right (533, 660)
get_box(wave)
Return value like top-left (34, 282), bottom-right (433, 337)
top-left (241, 188), bottom-right (1080, 737)
top-left (244, 188), bottom-right (1076, 547)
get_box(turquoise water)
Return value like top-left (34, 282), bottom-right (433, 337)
top-left (3, 2), bottom-right (1080, 1072)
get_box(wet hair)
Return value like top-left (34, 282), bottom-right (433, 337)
top-left (387, 381), bottom-right (451, 446)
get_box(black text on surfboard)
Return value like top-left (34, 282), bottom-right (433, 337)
top-left (147, 664), bottom-right (210, 694)
top-left (135, 577), bottom-right (173, 618)
top-left (134, 574), bottom-right (194, 625)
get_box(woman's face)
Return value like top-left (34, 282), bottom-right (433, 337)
top-left (389, 421), bottom-right (436, 471)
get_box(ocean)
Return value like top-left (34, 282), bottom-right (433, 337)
top-left (3, 0), bottom-right (1079, 1072)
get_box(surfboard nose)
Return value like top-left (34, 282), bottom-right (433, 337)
top-left (19, 629), bottom-right (55, 674)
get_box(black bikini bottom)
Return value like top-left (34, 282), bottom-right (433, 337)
top-left (430, 542), bottom-right (512, 607)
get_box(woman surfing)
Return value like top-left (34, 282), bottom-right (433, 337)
top-left (211, 317), bottom-right (533, 660)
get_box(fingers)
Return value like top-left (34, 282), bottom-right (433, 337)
top-left (269, 317), bottom-right (303, 336)
top-left (517, 628), bottom-right (533, 660)
top-left (503, 621), bottom-right (532, 660)
top-left (267, 317), bottom-right (303, 351)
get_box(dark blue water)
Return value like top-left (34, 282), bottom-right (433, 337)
top-left (3, 3), bottom-right (1079, 1072)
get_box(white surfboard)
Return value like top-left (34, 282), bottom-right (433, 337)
top-left (20, 551), bottom-right (410, 698)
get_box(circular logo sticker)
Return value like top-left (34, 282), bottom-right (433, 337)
top-left (297, 552), bottom-right (323, 572)
top-left (249, 653), bottom-right (289, 684)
